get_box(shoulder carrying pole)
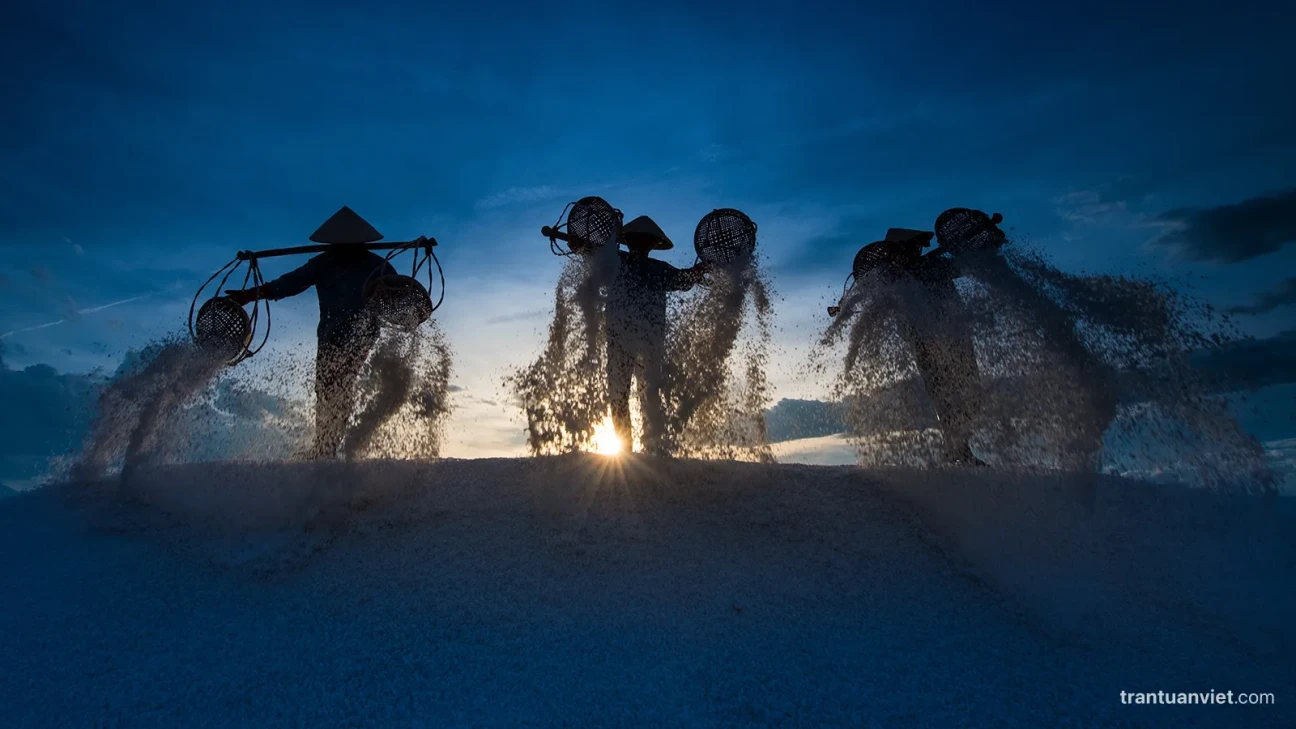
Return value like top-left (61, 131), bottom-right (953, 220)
top-left (236, 239), bottom-right (437, 261)
top-left (191, 237), bottom-right (442, 366)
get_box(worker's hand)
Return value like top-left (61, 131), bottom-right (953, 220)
top-left (224, 289), bottom-right (255, 306)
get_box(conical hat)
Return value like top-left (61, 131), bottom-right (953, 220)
top-left (310, 206), bottom-right (384, 244)
top-left (884, 228), bottom-right (934, 245)
top-left (621, 215), bottom-right (673, 250)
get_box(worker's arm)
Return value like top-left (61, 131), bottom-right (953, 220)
top-left (661, 260), bottom-right (713, 292)
top-left (226, 256), bottom-right (320, 304)
top-left (828, 280), bottom-right (856, 317)
top-left (916, 254), bottom-right (960, 284)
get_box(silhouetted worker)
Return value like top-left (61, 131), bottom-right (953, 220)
top-left (904, 231), bottom-right (986, 465)
top-left (845, 228), bottom-right (985, 466)
top-left (606, 216), bottom-right (709, 454)
top-left (940, 209), bottom-right (1117, 470)
top-left (225, 206), bottom-right (396, 458)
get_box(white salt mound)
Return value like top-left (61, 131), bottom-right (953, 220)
top-left (2, 457), bottom-right (1290, 728)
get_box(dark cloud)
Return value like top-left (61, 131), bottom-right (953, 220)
top-left (0, 344), bottom-right (313, 483)
top-left (765, 399), bottom-right (847, 442)
top-left (1189, 330), bottom-right (1296, 392)
top-left (1148, 188), bottom-right (1296, 263)
top-left (0, 356), bottom-right (102, 482)
top-left (212, 381), bottom-right (295, 420)
top-left (1228, 278), bottom-right (1296, 316)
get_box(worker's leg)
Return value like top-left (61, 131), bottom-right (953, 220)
top-left (639, 324), bottom-right (669, 456)
top-left (907, 308), bottom-right (983, 465)
top-left (1050, 337), bottom-right (1118, 472)
top-left (1068, 366), bottom-right (1119, 471)
top-left (911, 341), bottom-right (971, 460)
top-left (606, 330), bottom-right (635, 448)
top-left (314, 327), bottom-right (377, 458)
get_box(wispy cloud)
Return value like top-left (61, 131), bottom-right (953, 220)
top-left (1054, 190), bottom-right (1134, 225)
top-left (1, 294), bottom-right (151, 339)
top-left (474, 186), bottom-right (565, 211)
top-left (700, 144), bottom-right (734, 163)
top-left (483, 308), bottom-right (550, 326)
top-left (1052, 177), bottom-right (1159, 227)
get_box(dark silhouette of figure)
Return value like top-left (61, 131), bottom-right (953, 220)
top-left (605, 215), bottom-right (709, 454)
top-left (938, 209), bottom-right (1117, 470)
top-left (849, 228), bottom-right (986, 465)
top-left (902, 232), bottom-right (986, 466)
top-left (226, 206), bottom-right (396, 458)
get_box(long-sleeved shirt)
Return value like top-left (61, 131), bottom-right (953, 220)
top-left (606, 251), bottom-right (700, 336)
top-left (257, 246), bottom-right (397, 340)
top-left (911, 252), bottom-right (960, 294)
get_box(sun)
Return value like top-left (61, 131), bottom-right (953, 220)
top-left (591, 415), bottom-right (623, 456)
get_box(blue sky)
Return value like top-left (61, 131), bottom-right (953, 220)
top-left (2, 0), bottom-right (1295, 455)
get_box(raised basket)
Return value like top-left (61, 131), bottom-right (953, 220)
top-left (852, 240), bottom-right (920, 280)
top-left (694, 208), bottom-right (757, 265)
top-left (935, 208), bottom-right (1006, 255)
top-left (565, 196), bottom-right (622, 253)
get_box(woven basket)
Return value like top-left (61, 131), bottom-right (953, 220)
top-left (194, 296), bottom-right (252, 363)
top-left (852, 240), bottom-right (920, 280)
top-left (694, 208), bottom-right (757, 265)
top-left (566, 196), bottom-right (622, 253)
top-left (365, 274), bottom-right (433, 331)
top-left (935, 208), bottom-right (1005, 255)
